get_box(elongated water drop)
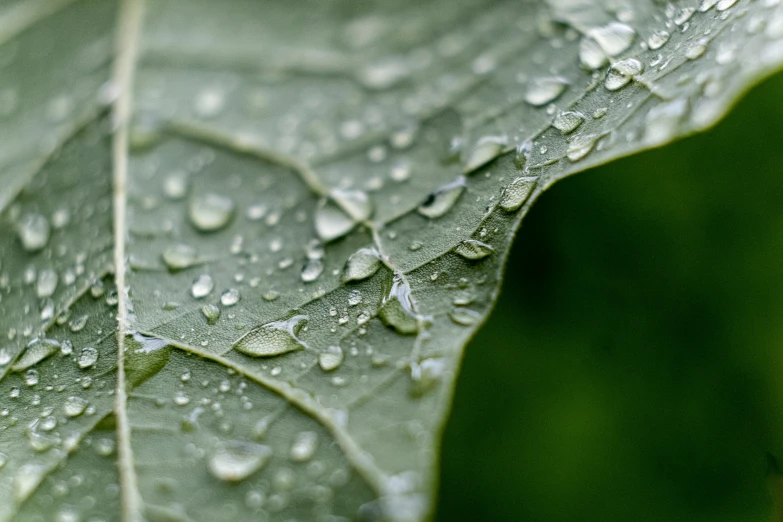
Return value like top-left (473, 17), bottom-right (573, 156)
top-left (14, 464), bottom-right (46, 502)
top-left (647, 30), bottom-right (670, 50)
top-left (191, 274), bottom-right (214, 299)
top-left (566, 134), bottom-right (599, 162)
top-left (379, 275), bottom-right (418, 334)
top-left (189, 193), bottom-right (235, 232)
top-left (233, 315), bottom-right (308, 357)
top-left (209, 441), bottom-right (272, 482)
top-left (417, 177), bottom-right (466, 219)
top-left (525, 77), bottom-right (568, 107)
top-left (343, 248), bottom-right (381, 282)
top-left (605, 58), bottom-right (643, 91)
top-left (301, 258), bottom-right (324, 283)
top-left (12, 338), bottom-right (60, 371)
top-left (552, 111), bottom-right (584, 134)
top-left (318, 346), bottom-right (344, 372)
top-left (499, 177), bottom-right (537, 212)
top-left (290, 431), bottom-right (318, 462)
top-left (454, 239), bottom-right (493, 260)
top-left (579, 22), bottom-right (636, 69)
top-left (162, 244), bottom-right (198, 271)
top-left (463, 136), bottom-right (507, 172)
top-left (17, 214), bottom-right (50, 252)
top-left (449, 307), bottom-right (481, 326)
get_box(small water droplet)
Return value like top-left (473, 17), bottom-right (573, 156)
top-left (163, 171), bottom-right (188, 200)
top-left (463, 136), bottom-right (507, 172)
top-left (605, 58), bottom-right (643, 91)
top-left (17, 214), bottom-right (50, 252)
top-left (35, 269), bottom-right (58, 298)
top-left (525, 77), bottom-right (568, 107)
top-left (162, 244), bottom-right (198, 271)
top-left (417, 177), bottom-right (466, 219)
top-left (566, 134), bottom-right (599, 162)
top-left (716, 0), bottom-right (738, 11)
top-left (209, 441), bottom-right (273, 482)
top-left (686, 40), bottom-right (708, 60)
top-left (24, 369), bottom-right (39, 386)
top-left (233, 315), bottom-right (308, 357)
top-left (290, 431), bottom-right (318, 462)
top-left (301, 258), bottom-right (324, 283)
top-left (191, 274), bottom-right (214, 299)
top-left (201, 304), bottom-right (221, 325)
top-left (449, 307), bottom-right (481, 326)
top-left (63, 396), bottom-right (89, 417)
top-left (189, 193), bottom-right (235, 232)
top-left (552, 111), bottom-right (585, 134)
top-left (69, 314), bottom-right (88, 332)
top-left (220, 288), bottom-right (240, 306)
top-left (647, 30), bottom-right (670, 50)
top-left (499, 176), bottom-right (537, 212)
top-left (318, 346), bottom-right (344, 372)
top-left (454, 240), bottom-right (493, 260)
top-left (77, 346), bottom-right (99, 369)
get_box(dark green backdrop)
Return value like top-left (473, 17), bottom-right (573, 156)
top-left (436, 72), bottom-right (783, 522)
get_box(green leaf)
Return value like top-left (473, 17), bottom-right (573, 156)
top-left (0, 0), bottom-right (782, 520)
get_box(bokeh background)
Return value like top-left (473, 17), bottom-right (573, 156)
top-left (436, 72), bottom-right (783, 522)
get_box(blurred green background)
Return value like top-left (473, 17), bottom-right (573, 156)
top-left (436, 72), bottom-right (783, 522)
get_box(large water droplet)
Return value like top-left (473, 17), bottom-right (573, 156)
top-left (233, 315), bottom-right (308, 357)
top-left (379, 275), bottom-right (418, 334)
top-left (189, 193), bottom-right (235, 232)
top-left (604, 58), bottom-right (643, 91)
top-left (343, 247), bottom-right (381, 282)
top-left (209, 441), bottom-right (273, 482)
top-left (500, 177), bottom-right (537, 212)
top-left (579, 22), bottom-right (636, 69)
top-left (463, 136), bottom-right (507, 172)
top-left (315, 199), bottom-right (356, 242)
top-left (201, 304), bottom-right (221, 325)
top-left (318, 345), bottom-right (344, 372)
top-left (12, 338), bottom-right (60, 371)
top-left (454, 239), bottom-right (493, 260)
top-left (191, 274), bottom-right (214, 299)
top-left (290, 431), bottom-right (318, 462)
top-left (77, 346), bottom-right (99, 369)
top-left (566, 134), bottom-right (599, 162)
top-left (162, 244), bottom-right (198, 271)
top-left (647, 30), bottom-right (670, 50)
top-left (301, 258), bottom-right (324, 283)
top-left (63, 396), bottom-right (89, 417)
top-left (525, 77), bottom-right (568, 107)
top-left (417, 177), bottom-right (466, 219)
top-left (220, 288), bottom-right (240, 306)
top-left (552, 111), bottom-right (585, 134)
top-left (17, 214), bottom-right (50, 252)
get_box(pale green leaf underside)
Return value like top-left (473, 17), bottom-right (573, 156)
top-left (0, 0), bottom-right (781, 520)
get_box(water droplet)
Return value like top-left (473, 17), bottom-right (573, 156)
top-left (12, 338), bottom-right (60, 371)
top-left (716, 0), bottom-right (738, 11)
top-left (191, 274), bottom-right (214, 299)
top-left (463, 136), bottom-right (507, 172)
top-left (699, 0), bottom-right (719, 11)
top-left (162, 244), bottom-right (198, 271)
top-left (163, 171), bottom-right (188, 200)
top-left (69, 314), bottom-right (88, 332)
top-left (647, 30), bottom-right (670, 50)
top-left (189, 193), bottom-right (235, 232)
top-left (449, 307), bottom-right (481, 326)
top-left (201, 304), bottom-right (221, 325)
top-left (318, 346), bottom-right (344, 372)
top-left (500, 177), bottom-right (537, 212)
top-left (454, 239), bottom-right (493, 260)
top-left (63, 396), bottom-right (89, 417)
top-left (410, 357), bottom-right (446, 396)
top-left (209, 441), bottom-right (273, 482)
top-left (673, 7), bottom-right (695, 25)
top-left (301, 258), bottom-right (324, 283)
top-left (566, 134), bottom-right (599, 162)
top-left (36, 269), bottom-right (58, 298)
top-left (417, 177), bottom-right (466, 219)
top-left (95, 438), bottom-right (115, 456)
top-left (525, 77), bottom-right (568, 107)
top-left (24, 369), bottom-right (39, 386)
top-left (334, 189), bottom-right (372, 220)
top-left (233, 315), bottom-right (308, 357)
top-left (605, 58), bottom-right (643, 91)
top-left (579, 22), bottom-right (636, 69)
top-left (552, 111), bottom-right (585, 134)
top-left (17, 214), bottom-right (50, 252)
top-left (379, 275), bottom-right (418, 334)
top-left (77, 346), bottom-right (99, 369)
top-left (220, 288), bottom-right (240, 306)
top-left (173, 390), bottom-right (190, 406)
top-left (290, 431), bottom-right (318, 462)
top-left (343, 248), bottom-right (382, 282)
top-left (315, 199), bottom-right (356, 242)
top-left (686, 40), bottom-right (708, 60)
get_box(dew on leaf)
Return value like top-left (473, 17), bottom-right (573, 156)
top-left (605, 58), bottom-right (643, 91)
top-left (566, 133), bottom-right (599, 162)
top-left (315, 198), bottom-right (356, 242)
top-left (318, 345), bottom-right (344, 372)
top-left (233, 315), bottom-right (308, 357)
top-left (417, 176), bottom-right (466, 218)
top-left (524, 77), bottom-right (568, 106)
top-left (343, 247), bottom-right (381, 282)
top-left (24, 369), bottom-right (39, 386)
top-left (290, 431), bottom-right (318, 462)
top-left (209, 441), bottom-right (273, 482)
top-left (687, 40), bottom-right (708, 60)
top-left (454, 239), bottom-right (494, 260)
top-left (17, 213), bottom-right (51, 252)
top-left (699, 0), bottom-right (719, 10)
top-left (77, 346), bottom-right (99, 369)
top-left (36, 268), bottom-right (58, 298)
top-left (463, 136), bottom-right (507, 172)
top-left (63, 396), bottom-right (89, 417)
top-left (500, 176), bottom-right (537, 212)
top-left (220, 288), bottom-right (240, 306)
top-left (301, 258), bottom-right (324, 283)
top-left (189, 193), bottom-right (235, 232)
top-left (12, 338), bottom-right (60, 371)
top-left (579, 22), bottom-right (636, 69)
top-left (201, 304), bottom-right (221, 325)
top-left (69, 314), bottom-right (88, 332)
top-left (333, 188), bottom-right (372, 221)
top-left (162, 244), bottom-right (198, 271)
top-left (552, 111), bottom-right (585, 134)
top-left (379, 275), bottom-right (418, 334)
top-left (449, 307), bottom-right (481, 326)
top-left (191, 274), bottom-right (214, 299)
top-left (716, 0), bottom-right (738, 11)
top-left (163, 171), bottom-right (189, 200)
